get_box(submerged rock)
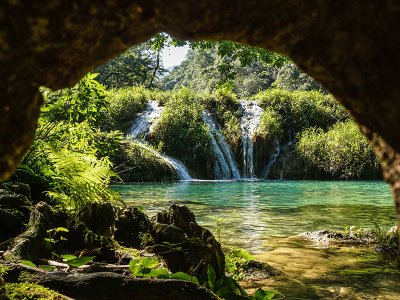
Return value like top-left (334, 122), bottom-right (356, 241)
top-left (240, 260), bottom-right (281, 281)
top-left (299, 228), bottom-right (375, 247)
top-left (149, 204), bottom-right (225, 284)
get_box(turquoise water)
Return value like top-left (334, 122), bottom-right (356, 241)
top-left (113, 180), bottom-right (396, 252)
top-left (113, 181), bottom-right (399, 298)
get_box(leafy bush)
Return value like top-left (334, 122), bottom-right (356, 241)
top-left (296, 121), bottom-right (380, 179)
top-left (129, 257), bottom-right (200, 284)
top-left (151, 88), bottom-right (213, 176)
top-left (104, 86), bottom-right (149, 132)
top-left (225, 247), bottom-right (255, 280)
top-left (17, 74), bottom-right (120, 210)
top-left (255, 89), bottom-right (348, 136)
top-left (256, 107), bottom-right (283, 140)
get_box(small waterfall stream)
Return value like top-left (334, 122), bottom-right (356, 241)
top-left (263, 139), bottom-right (281, 179)
top-left (202, 111), bottom-right (241, 179)
top-left (129, 100), bottom-right (164, 139)
top-left (129, 101), bottom-right (192, 180)
top-left (239, 100), bottom-right (263, 178)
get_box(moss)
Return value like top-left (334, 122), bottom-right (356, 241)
top-left (4, 282), bottom-right (66, 300)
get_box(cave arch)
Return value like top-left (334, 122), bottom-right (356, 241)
top-left (1, 1), bottom-right (400, 216)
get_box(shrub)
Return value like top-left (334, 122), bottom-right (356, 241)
top-left (296, 121), bottom-right (380, 179)
top-left (151, 88), bottom-right (213, 176)
top-left (104, 86), bottom-right (149, 131)
top-left (254, 89), bottom-right (348, 137)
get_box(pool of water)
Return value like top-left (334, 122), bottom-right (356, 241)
top-left (112, 180), bottom-right (400, 299)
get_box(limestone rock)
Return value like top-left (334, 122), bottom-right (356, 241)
top-left (114, 206), bottom-right (154, 248)
top-left (150, 204), bottom-right (225, 284)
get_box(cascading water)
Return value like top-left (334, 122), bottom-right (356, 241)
top-left (263, 139), bottom-right (281, 179)
top-left (239, 100), bottom-right (263, 178)
top-left (202, 111), bottom-right (240, 179)
top-left (128, 101), bottom-right (192, 180)
top-left (134, 143), bottom-right (192, 180)
top-left (263, 137), bottom-right (296, 179)
top-left (129, 100), bottom-right (164, 139)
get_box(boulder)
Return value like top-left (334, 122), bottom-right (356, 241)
top-left (149, 204), bottom-right (225, 284)
top-left (114, 207), bottom-right (154, 248)
top-left (1, 183), bottom-right (32, 200)
top-left (78, 202), bottom-right (115, 236)
top-left (0, 189), bottom-right (32, 210)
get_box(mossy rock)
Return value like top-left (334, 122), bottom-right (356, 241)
top-left (4, 282), bottom-right (67, 300)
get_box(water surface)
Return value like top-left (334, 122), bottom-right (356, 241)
top-left (113, 181), bottom-right (399, 299)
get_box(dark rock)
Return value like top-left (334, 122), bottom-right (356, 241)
top-left (3, 202), bottom-right (69, 261)
top-left (0, 209), bottom-right (25, 245)
top-left (67, 222), bottom-right (115, 262)
top-left (153, 204), bottom-right (196, 234)
top-left (114, 207), bottom-right (154, 248)
top-left (0, 189), bottom-right (32, 210)
top-left (152, 223), bottom-right (187, 244)
top-left (149, 204), bottom-right (225, 284)
top-left (241, 260), bottom-right (281, 281)
top-left (4, 265), bottom-right (219, 300)
top-left (78, 202), bottom-right (116, 236)
top-left (1, 183), bottom-right (32, 200)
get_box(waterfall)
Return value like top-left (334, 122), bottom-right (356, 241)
top-left (263, 139), bottom-right (281, 179)
top-left (128, 101), bottom-right (192, 180)
top-left (263, 138), bottom-right (296, 179)
top-left (134, 142), bottom-right (192, 181)
top-left (202, 111), bottom-right (240, 179)
top-left (129, 100), bottom-right (164, 140)
top-left (239, 100), bottom-right (263, 178)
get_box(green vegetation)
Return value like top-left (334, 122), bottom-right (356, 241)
top-left (4, 282), bottom-right (66, 300)
top-left (225, 248), bottom-right (255, 280)
top-left (255, 89), bottom-right (348, 136)
top-left (102, 86), bottom-right (149, 132)
top-left (297, 121), bottom-right (380, 179)
top-left (14, 73), bottom-right (120, 211)
top-left (200, 84), bottom-right (242, 148)
top-left (151, 88), bottom-right (213, 176)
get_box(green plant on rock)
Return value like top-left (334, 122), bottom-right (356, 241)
top-left (207, 265), bottom-right (280, 300)
top-left (44, 227), bottom-right (69, 249)
top-left (128, 257), bottom-right (200, 284)
top-left (225, 248), bottom-right (255, 280)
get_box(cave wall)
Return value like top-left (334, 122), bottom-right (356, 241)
top-left (1, 0), bottom-right (400, 214)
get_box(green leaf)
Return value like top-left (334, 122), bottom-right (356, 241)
top-left (139, 257), bottom-right (159, 269)
top-left (38, 265), bottom-right (55, 272)
top-left (170, 272), bottom-right (199, 285)
top-left (65, 256), bottom-right (95, 267)
top-left (61, 254), bottom-right (77, 261)
top-left (55, 227), bottom-right (69, 233)
top-left (144, 268), bottom-right (170, 279)
top-left (207, 264), bottom-right (216, 291)
top-left (129, 259), bottom-right (142, 277)
top-left (254, 288), bottom-right (280, 300)
top-left (21, 260), bottom-right (37, 268)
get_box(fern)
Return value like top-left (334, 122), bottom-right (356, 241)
top-left (44, 146), bottom-right (120, 211)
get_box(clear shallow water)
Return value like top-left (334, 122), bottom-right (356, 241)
top-left (112, 181), bottom-right (400, 299)
top-left (113, 180), bottom-right (396, 252)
